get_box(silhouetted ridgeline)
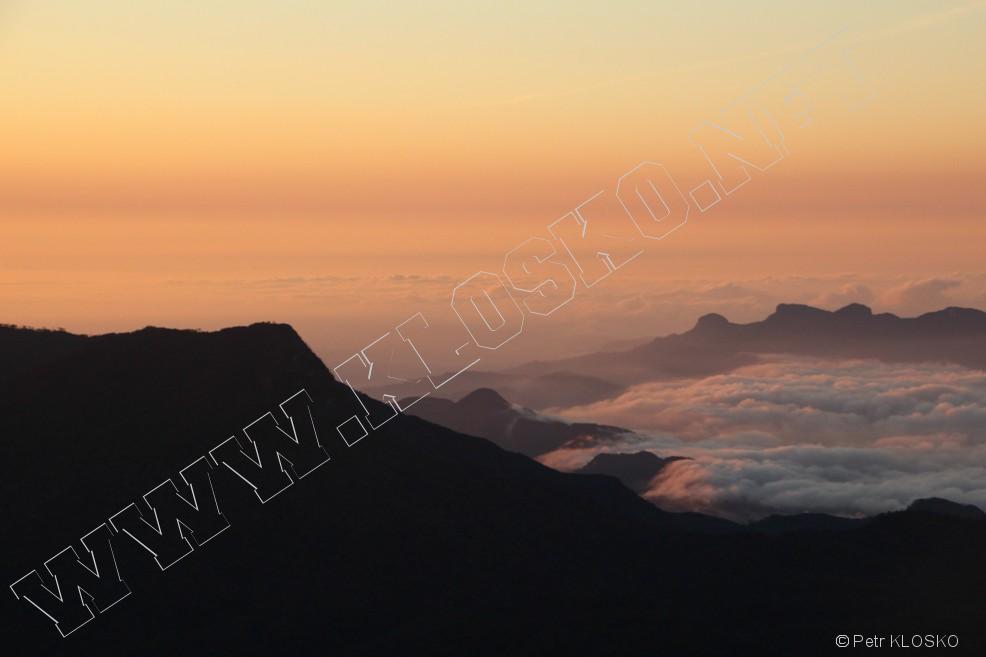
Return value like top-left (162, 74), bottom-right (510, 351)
top-left (369, 303), bottom-right (986, 409)
top-left (576, 451), bottom-right (687, 494)
top-left (400, 387), bottom-right (629, 457)
top-left (1, 323), bottom-right (984, 656)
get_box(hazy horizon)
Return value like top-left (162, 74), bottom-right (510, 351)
top-left (3, 1), bottom-right (986, 374)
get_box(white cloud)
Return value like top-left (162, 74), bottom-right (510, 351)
top-left (547, 357), bottom-right (986, 520)
top-left (646, 443), bottom-right (986, 522)
top-left (554, 358), bottom-right (986, 446)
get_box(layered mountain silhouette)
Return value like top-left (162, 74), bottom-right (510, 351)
top-left (371, 303), bottom-right (986, 409)
top-left (401, 391), bottom-right (687, 498)
top-left (575, 451), bottom-right (686, 494)
top-left (906, 497), bottom-right (986, 519)
top-left (736, 499), bottom-right (985, 535)
top-left (2, 323), bottom-right (985, 656)
top-left (747, 512), bottom-right (868, 534)
top-left (400, 388), bottom-right (629, 457)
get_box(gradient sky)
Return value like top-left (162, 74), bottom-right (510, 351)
top-left (1, 1), bottom-right (985, 368)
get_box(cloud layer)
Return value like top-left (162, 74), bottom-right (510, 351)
top-left (548, 357), bottom-right (986, 520)
top-left (646, 443), bottom-right (986, 521)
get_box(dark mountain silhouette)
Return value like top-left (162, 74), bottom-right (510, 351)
top-left (2, 323), bottom-right (985, 656)
top-left (749, 513), bottom-right (868, 534)
top-left (907, 497), bottom-right (986, 519)
top-left (401, 391), bottom-right (986, 534)
top-left (400, 388), bottom-right (629, 457)
top-left (0, 324), bottom-right (86, 384)
top-left (662, 303), bottom-right (986, 366)
top-left (556, 302), bottom-right (986, 383)
top-left (371, 303), bottom-right (986, 409)
top-left (385, 369), bottom-right (622, 410)
top-left (575, 451), bottom-right (685, 494)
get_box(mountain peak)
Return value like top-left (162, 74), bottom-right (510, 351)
top-left (769, 303), bottom-right (830, 320)
top-left (906, 497), bottom-right (986, 519)
top-left (576, 451), bottom-right (681, 494)
top-left (457, 387), bottom-right (511, 412)
top-left (693, 312), bottom-right (731, 333)
top-left (582, 451), bottom-right (665, 469)
top-left (834, 303), bottom-right (873, 317)
top-left (917, 306), bottom-right (986, 321)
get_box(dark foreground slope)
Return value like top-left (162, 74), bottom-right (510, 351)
top-left (1, 324), bottom-right (984, 656)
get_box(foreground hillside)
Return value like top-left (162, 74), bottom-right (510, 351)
top-left (1, 324), bottom-right (983, 656)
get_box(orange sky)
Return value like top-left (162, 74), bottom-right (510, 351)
top-left (1, 1), bottom-right (985, 369)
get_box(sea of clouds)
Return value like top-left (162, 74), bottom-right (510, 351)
top-left (544, 357), bottom-right (986, 521)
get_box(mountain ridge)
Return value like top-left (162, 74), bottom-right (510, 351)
top-left (370, 302), bottom-right (986, 409)
top-left (4, 320), bottom-right (986, 655)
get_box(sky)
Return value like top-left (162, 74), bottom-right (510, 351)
top-left (1, 1), bottom-right (985, 370)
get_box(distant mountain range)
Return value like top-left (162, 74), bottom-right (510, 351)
top-left (400, 389), bottom-right (684, 491)
top-left (400, 386), bottom-right (986, 529)
top-left (400, 387), bottom-right (628, 457)
top-left (2, 322), bottom-right (985, 656)
top-left (575, 451), bottom-right (687, 494)
top-left (369, 303), bottom-right (986, 409)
